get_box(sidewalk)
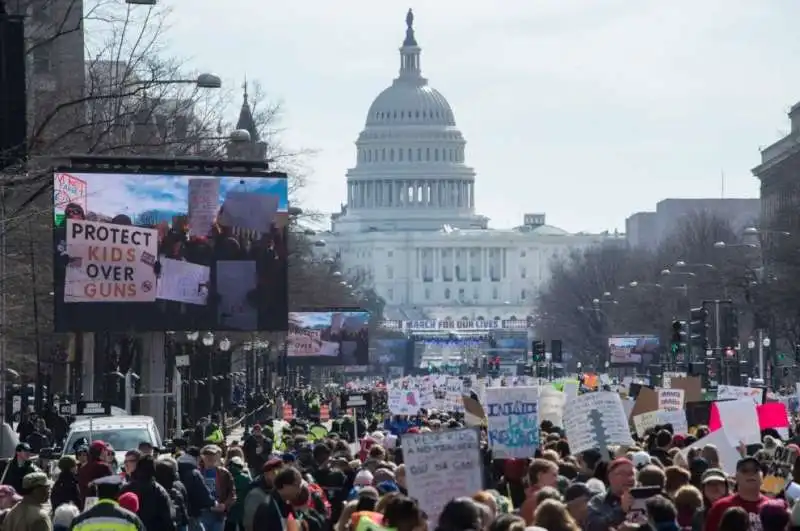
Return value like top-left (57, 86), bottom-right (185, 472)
top-left (226, 426), bottom-right (246, 446)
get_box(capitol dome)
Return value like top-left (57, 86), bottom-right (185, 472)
top-left (366, 85), bottom-right (456, 127)
top-left (338, 9), bottom-right (485, 233)
top-left (364, 9), bottom-right (456, 128)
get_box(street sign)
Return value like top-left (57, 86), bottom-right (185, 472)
top-left (76, 401), bottom-right (111, 416)
top-left (59, 403), bottom-right (76, 416)
top-left (175, 355), bottom-right (190, 367)
top-left (342, 392), bottom-right (370, 410)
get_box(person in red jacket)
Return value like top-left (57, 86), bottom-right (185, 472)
top-left (77, 440), bottom-right (114, 507)
top-left (704, 456), bottom-right (778, 531)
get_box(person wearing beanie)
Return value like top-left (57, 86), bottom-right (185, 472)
top-left (118, 492), bottom-right (140, 514)
top-left (52, 502), bottom-right (80, 531)
top-left (77, 440), bottom-right (114, 506)
top-left (760, 499), bottom-right (789, 531)
top-left (70, 475), bottom-right (144, 531)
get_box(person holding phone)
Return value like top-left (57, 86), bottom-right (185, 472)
top-left (586, 458), bottom-right (636, 531)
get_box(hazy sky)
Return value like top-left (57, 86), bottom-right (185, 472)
top-left (165, 0), bottom-right (800, 233)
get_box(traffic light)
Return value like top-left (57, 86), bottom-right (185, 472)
top-left (720, 306), bottom-right (739, 349)
top-left (670, 320), bottom-right (688, 355)
top-left (532, 340), bottom-right (545, 362)
top-left (551, 340), bottom-right (563, 364)
top-left (689, 307), bottom-right (710, 353)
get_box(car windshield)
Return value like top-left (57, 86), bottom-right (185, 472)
top-left (65, 427), bottom-right (151, 452)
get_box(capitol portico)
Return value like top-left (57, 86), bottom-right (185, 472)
top-left (319, 10), bottom-right (623, 321)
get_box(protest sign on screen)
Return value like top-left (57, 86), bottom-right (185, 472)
top-left (287, 311), bottom-right (370, 365)
top-left (53, 168), bottom-right (288, 332)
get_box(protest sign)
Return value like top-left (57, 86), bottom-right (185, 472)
top-left (633, 409), bottom-right (689, 437)
top-left (444, 377), bottom-right (464, 412)
top-left (216, 260), bottom-right (257, 330)
top-left (64, 219), bottom-right (158, 303)
top-left (219, 191), bottom-right (279, 233)
top-left (404, 428), bottom-right (482, 528)
top-left (485, 386), bottom-right (539, 458)
top-left (539, 387), bottom-right (566, 427)
top-left (188, 178), bottom-right (220, 237)
top-left (680, 429), bottom-right (740, 476)
top-left (564, 392), bottom-right (633, 455)
top-left (713, 399), bottom-right (761, 445)
top-left (388, 388), bottom-right (421, 416)
top-left (156, 258), bottom-right (211, 306)
top-left (717, 385), bottom-right (763, 406)
top-left (763, 445), bottom-right (798, 494)
top-left (657, 389), bottom-right (684, 411)
top-left (54, 172), bottom-right (88, 222)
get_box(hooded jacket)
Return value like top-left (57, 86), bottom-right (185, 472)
top-left (176, 454), bottom-right (216, 517)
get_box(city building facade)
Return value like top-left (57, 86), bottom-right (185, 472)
top-left (626, 198), bottom-right (760, 250)
top-left (319, 11), bottom-right (621, 322)
top-left (753, 103), bottom-right (800, 237)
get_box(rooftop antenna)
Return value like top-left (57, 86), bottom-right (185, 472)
top-left (720, 169), bottom-right (725, 199)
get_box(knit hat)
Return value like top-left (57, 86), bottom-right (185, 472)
top-left (118, 492), bottom-right (140, 513)
top-left (354, 470), bottom-right (374, 487)
top-left (760, 499), bottom-right (789, 530)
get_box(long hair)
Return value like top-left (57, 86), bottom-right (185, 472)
top-left (532, 499), bottom-right (580, 531)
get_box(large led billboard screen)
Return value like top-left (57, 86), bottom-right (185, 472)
top-left (53, 170), bottom-right (288, 332)
top-left (287, 311), bottom-right (369, 365)
top-left (608, 335), bottom-right (659, 365)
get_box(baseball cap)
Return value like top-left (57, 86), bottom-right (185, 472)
top-left (701, 468), bottom-right (727, 484)
top-left (564, 482), bottom-right (593, 503)
top-left (15, 443), bottom-right (31, 453)
top-left (736, 456), bottom-right (761, 471)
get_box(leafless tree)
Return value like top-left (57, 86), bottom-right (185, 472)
top-left (534, 211), bottom-right (746, 367)
top-left (0, 1), bottom-right (374, 379)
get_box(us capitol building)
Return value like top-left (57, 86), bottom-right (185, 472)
top-left (318, 10), bottom-right (623, 323)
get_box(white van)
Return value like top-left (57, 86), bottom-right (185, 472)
top-left (63, 415), bottom-right (162, 467)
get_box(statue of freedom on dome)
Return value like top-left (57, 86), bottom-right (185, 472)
top-left (406, 8), bottom-right (414, 29)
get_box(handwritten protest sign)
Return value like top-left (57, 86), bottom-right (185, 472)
top-left (444, 377), bottom-right (464, 412)
top-left (485, 386), bottom-right (539, 458)
top-left (53, 172), bottom-right (88, 220)
top-left (64, 219), bottom-right (158, 303)
top-left (388, 388), bottom-right (421, 416)
top-left (564, 392), bottom-right (633, 455)
top-left (657, 389), bottom-right (684, 411)
top-left (156, 258), bottom-right (210, 305)
top-left (763, 445), bottom-right (798, 494)
top-left (404, 428), bottom-right (482, 527)
top-left (717, 385), bottom-right (763, 406)
top-left (188, 178), bottom-right (220, 237)
top-left (633, 408), bottom-right (689, 437)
